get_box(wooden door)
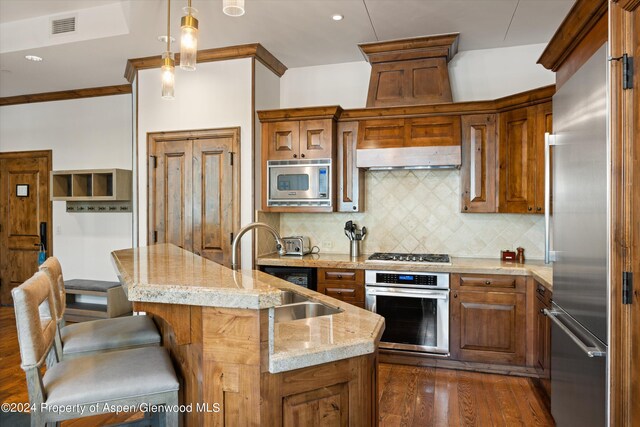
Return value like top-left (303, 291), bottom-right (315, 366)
top-left (299, 119), bottom-right (333, 159)
top-left (150, 139), bottom-right (193, 251)
top-left (192, 136), bottom-right (235, 266)
top-left (148, 129), bottom-right (239, 267)
top-left (336, 121), bottom-right (363, 212)
top-left (498, 107), bottom-right (536, 213)
top-left (0, 151), bottom-right (52, 305)
top-left (460, 114), bottom-right (497, 213)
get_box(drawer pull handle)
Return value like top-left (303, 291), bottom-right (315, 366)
top-left (337, 275), bottom-right (342, 279)
top-left (484, 281), bottom-right (491, 285)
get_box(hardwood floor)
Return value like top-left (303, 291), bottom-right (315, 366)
top-left (1, 307), bottom-right (554, 426)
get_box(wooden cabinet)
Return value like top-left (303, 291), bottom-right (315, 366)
top-left (498, 102), bottom-right (552, 214)
top-left (534, 281), bottom-right (552, 396)
top-left (317, 268), bottom-right (365, 308)
top-left (357, 116), bottom-right (461, 149)
top-left (460, 114), bottom-right (497, 213)
top-left (337, 121), bottom-right (364, 212)
top-left (266, 119), bottom-right (334, 160)
top-left (450, 273), bottom-right (526, 365)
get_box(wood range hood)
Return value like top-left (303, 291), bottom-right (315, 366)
top-left (356, 33), bottom-right (462, 170)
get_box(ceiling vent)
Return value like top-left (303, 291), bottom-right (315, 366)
top-left (50, 16), bottom-right (77, 36)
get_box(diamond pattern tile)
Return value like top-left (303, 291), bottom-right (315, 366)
top-left (280, 170), bottom-right (545, 259)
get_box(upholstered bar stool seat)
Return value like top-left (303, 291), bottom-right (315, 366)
top-left (39, 257), bottom-right (160, 359)
top-left (61, 315), bottom-right (160, 356)
top-left (43, 346), bottom-right (178, 407)
top-left (12, 272), bottom-right (179, 427)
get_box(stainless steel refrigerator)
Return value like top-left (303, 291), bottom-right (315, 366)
top-left (544, 43), bottom-right (609, 426)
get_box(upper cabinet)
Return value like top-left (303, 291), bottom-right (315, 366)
top-left (460, 114), bottom-right (497, 213)
top-left (266, 119), bottom-right (333, 161)
top-left (337, 121), bottom-right (364, 212)
top-left (258, 106), bottom-right (341, 213)
top-left (498, 102), bottom-right (552, 214)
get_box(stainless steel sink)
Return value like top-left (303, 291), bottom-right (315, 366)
top-left (279, 290), bottom-right (312, 304)
top-left (274, 301), bottom-right (342, 323)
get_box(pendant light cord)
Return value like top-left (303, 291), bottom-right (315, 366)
top-left (167, 0), bottom-right (171, 52)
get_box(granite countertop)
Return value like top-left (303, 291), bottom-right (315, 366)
top-left (111, 244), bottom-right (385, 373)
top-left (256, 252), bottom-right (554, 291)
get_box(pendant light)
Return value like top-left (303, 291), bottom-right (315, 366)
top-left (180, 0), bottom-right (198, 70)
top-left (161, 0), bottom-right (175, 99)
top-left (223, 0), bottom-right (245, 17)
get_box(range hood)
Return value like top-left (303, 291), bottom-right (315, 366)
top-left (356, 146), bottom-right (460, 170)
top-left (355, 33), bottom-right (461, 170)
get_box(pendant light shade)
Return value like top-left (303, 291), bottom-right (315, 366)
top-left (223, 0), bottom-right (245, 17)
top-left (180, 4), bottom-right (198, 70)
top-left (161, 52), bottom-right (175, 99)
top-left (161, 0), bottom-right (175, 99)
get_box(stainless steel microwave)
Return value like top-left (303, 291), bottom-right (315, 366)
top-left (267, 159), bottom-right (331, 207)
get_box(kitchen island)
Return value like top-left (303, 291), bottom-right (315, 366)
top-left (111, 244), bottom-right (384, 426)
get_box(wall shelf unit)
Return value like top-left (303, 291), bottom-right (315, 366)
top-left (51, 169), bottom-right (132, 212)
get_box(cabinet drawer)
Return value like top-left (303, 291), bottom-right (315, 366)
top-left (453, 274), bottom-right (525, 292)
top-left (317, 268), bottom-right (364, 285)
top-left (318, 283), bottom-right (364, 305)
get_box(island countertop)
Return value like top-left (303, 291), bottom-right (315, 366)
top-left (111, 243), bottom-right (385, 373)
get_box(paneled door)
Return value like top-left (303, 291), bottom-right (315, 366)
top-left (0, 151), bottom-right (52, 305)
top-left (148, 128), bottom-right (239, 267)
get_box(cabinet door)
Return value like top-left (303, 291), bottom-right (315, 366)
top-left (299, 119), bottom-right (333, 159)
top-left (337, 121), bottom-right (364, 212)
top-left (534, 102), bottom-right (553, 213)
top-left (357, 118), bottom-right (405, 149)
top-left (406, 116), bottom-right (461, 148)
top-left (450, 290), bottom-right (526, 365)
top-left (460, 114), bottom-right (497, 212)
top-left (267, 121), bottom-right (299, 160)
top-left (498, 107), bottom-right (536, 213)
top-left (283, 382), bottom-right (349, 426)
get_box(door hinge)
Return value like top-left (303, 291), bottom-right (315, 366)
top-left (150, 155), bottom-right (158, 169)
top-left (609, 54), bottom-right (633, 90)
top-left (153, 230), bottom-right (158, 243)
top-left (230, 152), bottom-right (234, 166)
top-left (230, 232), bottom-right (234, 242)
top-left (622, 271), bottom-right (633, 304)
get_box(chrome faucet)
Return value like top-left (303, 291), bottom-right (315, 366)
top-left (231, 222), bottom-right (286, 270)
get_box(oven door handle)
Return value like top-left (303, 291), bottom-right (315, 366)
top-left (366, 288), bottom-right (449, 299)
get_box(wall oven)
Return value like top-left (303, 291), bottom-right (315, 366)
top-left (365, 270), bottom-right (449, 355)
top-left (267, 159), bottom-right (331, 207)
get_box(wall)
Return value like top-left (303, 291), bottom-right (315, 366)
top-left (281, 170), bottom-right (545, 259)
top-left (137, 58), bottom-right (255, 269)
top-left (0, 94), bottom-right (133, 280)
top-left (280, 43), bottom-right (554, 108)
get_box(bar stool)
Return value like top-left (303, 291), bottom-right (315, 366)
top-left (39, 257), bottom-right (160, 360)
top-left (12, 272), bottom-right (179, 427)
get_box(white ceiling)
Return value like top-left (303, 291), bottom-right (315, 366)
top-left (0, 0), bottom-right (574, 98)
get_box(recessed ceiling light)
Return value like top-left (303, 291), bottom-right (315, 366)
top-left (332, 14), bottom-right (344, 21)
top-left (25, 55), bottom-right (43, 62)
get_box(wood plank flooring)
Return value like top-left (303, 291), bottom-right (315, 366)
top-left (1, 307), bottom-right (554, 426)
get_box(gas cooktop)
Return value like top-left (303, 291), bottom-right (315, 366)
top-left (366, 252), bottom-right (452, 265)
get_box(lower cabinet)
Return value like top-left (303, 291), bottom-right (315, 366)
top-left (534, 281), bottom-right (552, 395)
top-left (450, 273), bottom-right (526, 365)
top-left (317, 268), bottom-right (365, 308)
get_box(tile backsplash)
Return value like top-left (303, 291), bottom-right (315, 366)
top-left (279, 170), bottom-right (545, 259)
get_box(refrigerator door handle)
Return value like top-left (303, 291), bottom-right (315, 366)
top-left (544, 132), bottom-right (556, 264)
top-left (544, 308), bottom-right (606, 357)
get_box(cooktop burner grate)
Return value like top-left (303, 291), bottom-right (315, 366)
top-left (366, 252), bottom-right (451, 264)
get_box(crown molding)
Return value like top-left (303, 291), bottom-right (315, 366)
top-left (124, 43), bottom-right (287, 83)
top-left (0, 84), bottom-right (132, 107)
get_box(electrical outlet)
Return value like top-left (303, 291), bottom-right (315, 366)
top-left (322, 241), bottom-right (333, 250)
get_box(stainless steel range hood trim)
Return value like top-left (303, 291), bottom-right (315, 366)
top-left (356, 146), bottom-right (461, 170)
